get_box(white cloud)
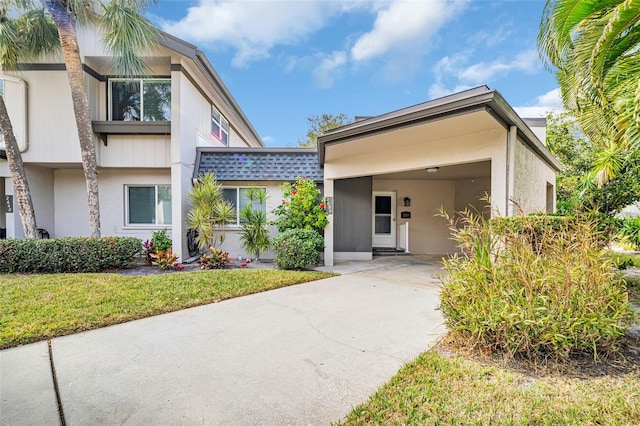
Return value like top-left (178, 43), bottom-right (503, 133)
top-left (350, 0), bottom-right (469, 62)
top-left (458, 49), bottom-right (539, 84)
top-left (261, 135), bottom-right (276, 144)
top-left (313, 51), bottom-right (347, 89)
top-left (160, 0), bottom-right (350, 67)
top-left (514, 88), bottom-right (563, 118)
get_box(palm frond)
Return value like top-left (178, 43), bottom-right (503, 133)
top-left (98, 0), bottom-right (158, 76)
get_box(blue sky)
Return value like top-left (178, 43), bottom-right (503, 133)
top-left (151, 0), bottom-right (561, 147)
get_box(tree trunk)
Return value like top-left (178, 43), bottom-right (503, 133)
top-left (0, 95), bottom-right (39, 238)
top-left (46, 0), bottom-right (101, 237)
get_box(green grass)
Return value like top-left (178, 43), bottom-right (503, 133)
top-left (0, 269), bottom-right (335, 349)
top-left (338, 349), bottom-right (640, 425)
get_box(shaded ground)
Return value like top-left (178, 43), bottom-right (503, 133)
top-left (114, 258), bottom-right (276, 276)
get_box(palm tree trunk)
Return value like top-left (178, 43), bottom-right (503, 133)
top-left (0, 96), bottom-right (38, 238)
top-left (45, 0), bottom-right (101, 237)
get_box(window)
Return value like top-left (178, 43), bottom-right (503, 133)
top-left (126, 185), bottom-right (172, 226)
top-left (110, 78), bottom-right (171, 121)
top-left (211, 105), bottom-right (229, 145)
top-left (222, 187), bottom-right (266, 225)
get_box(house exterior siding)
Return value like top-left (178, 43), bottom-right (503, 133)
top-left (513, 139), bottom-right (556, 213)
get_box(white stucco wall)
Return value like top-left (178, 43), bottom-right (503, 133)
top-left (513, 140), bottom-right (556, 213)
top-left (373, 179), bottom-right (457, 254)
top-left (454, 176), bottom-right (492, 218)
top-left (54, 168), bottom-right (171, 241)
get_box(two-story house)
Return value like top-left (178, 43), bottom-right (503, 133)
top-left (0, 29), bottom-right (263, 259)
top-left (1, 27), bottom-right (560, 267)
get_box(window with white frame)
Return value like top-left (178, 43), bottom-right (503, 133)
top-left (211, 105), bottom-right (229, 145)
top-left (222, 187), bottom-right (266, 225)
top-left (110, 78), bottom-right (171, 121)
top-left (126, 185), bottom-right (172, 226)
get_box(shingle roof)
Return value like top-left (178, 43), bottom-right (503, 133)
top-left (195, 148), bottom-right (324, 182)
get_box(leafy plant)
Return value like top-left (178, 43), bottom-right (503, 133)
top-left (239, 187), bottom-right (270, 260)
top-left (188, 173), bottom-right (235, 250)
top-left (142, 239), bottom-right (156, 266)
top-left (150, 249), bottom-right (179, 270)
top-left (272, 177), bottom-right (328, 233)
top-left (272, 228), bottom-right (324, 270)
top-left (198, 247), bottom-right (233, 269)
top-left (618, 216), bottom-right (640, 250)
top-left (439, 210), bottom-right (635, 360)
top-left (152, 229), bottom-right (172, 252)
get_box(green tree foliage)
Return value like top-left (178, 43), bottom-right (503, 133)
top-left (547, 112), bottom-right (640, 216)
top-left (538, 0), bottom-right (640, 184)
top-left (239, 187), bottom-right (270, 260)
top-left (272, 177), bottom-right (328, 233)
top-left (298, 113), bottom-right (350, 147)
top-left (187, 173), bottom-right (235, 250)
top-left (0, 0), bottom-right (158, 237)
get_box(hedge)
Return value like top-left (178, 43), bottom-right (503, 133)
top-left (0, 237), bottom-right (142, 273)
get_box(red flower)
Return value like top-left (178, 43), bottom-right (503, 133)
top-left (246, 259), bottom-right (251, 263)
top-left (177, 265), bottom-right (185, 270)
top-left (281, 200), bottom-right (285, 205)
top-left (291, 190), bottom-right (297, 195)
top-left (240, 262), bottom-right (247, 267)
top-left (173, 262), bottom-right (178, 267)
top-left (319, 203), bottom-right (325, 209)
top-left (301, 176), bottom-right (307, 179)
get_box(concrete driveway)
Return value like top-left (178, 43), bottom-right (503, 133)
top-left (1, 256), bottom-right (445, 425)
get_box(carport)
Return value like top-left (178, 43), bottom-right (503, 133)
top-left (317, 86), bottom-right (561, 266)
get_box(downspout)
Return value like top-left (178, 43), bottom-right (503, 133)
top-left (505, 125), bottom-right (517, 216)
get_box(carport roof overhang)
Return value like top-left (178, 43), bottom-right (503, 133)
top-left (317, 86), bottom-right (561, 171)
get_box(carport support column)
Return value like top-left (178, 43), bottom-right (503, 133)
top-left (324, 178), bottom-right (334, 267)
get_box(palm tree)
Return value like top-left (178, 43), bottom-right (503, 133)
top-left (187, 173), bottom-right (236, 250)
top-left (0, 95), bottom-right (38, 238)
top-left (239, 187), bottom-right (270, 261)
top-left (538, 0), bottom-right (640, 184)
top-left (1, 0), bottom-right (158, 237)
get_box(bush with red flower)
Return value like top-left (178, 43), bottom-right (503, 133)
top-left (272, 177), bottom-right (328, 233)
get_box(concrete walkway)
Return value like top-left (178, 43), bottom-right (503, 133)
top-left (1, 256), bottom-right (446, 425)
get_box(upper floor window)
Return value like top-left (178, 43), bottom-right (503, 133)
top-left (211, 105), bottom-right (229, 145)
top-left (110, 78), bottom-right (171, 121)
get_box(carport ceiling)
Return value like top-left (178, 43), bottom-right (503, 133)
top-left (375, 160), bottom-right (491, 180)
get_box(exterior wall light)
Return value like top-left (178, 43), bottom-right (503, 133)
top-left (404, 197), bottom-right (411, 207)
top-left (425, 167), bottom-right (440, 173)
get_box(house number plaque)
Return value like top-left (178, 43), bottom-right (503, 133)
top-left (5, 195), bottom-right (13, 213)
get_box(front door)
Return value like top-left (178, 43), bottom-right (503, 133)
top-left (372, 191), bottom-right (396, 248)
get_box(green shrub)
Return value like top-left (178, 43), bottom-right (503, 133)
top-left (272, 177), bottom-right (328, 233)
top-left (0, 237), bottom-right (141, 273)
top-left (198, 247), bottom-right (233, 269)
top-left (618, 216), bottom-right (640, 250)
top-left (272, 229), bottom-right (324, 270)
top-left (440, 211), bottom-right (634, 359)
top-left (152, 229), bottom-right (172, 252)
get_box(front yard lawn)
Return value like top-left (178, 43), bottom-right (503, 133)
top-left (0, 269), bottom-right (335, 349)
top-left (339, 346), bottom-right (640, 425)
